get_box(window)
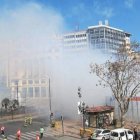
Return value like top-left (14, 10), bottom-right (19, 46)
top-left (28, 87), bottom-right (33, 97)
top-left (41, 87), bottom-right (46, 97)
top-left (103, 130), bottom-right (110, 133)
top-left (111, 132), bottom-right (118, 137)
top-left (21, 88), bottom-right (27, 98)
top-left (35, 87), bottom-right (40, 97)
top-left (28, 80), bottom-right (33, 84)
top-left (120, 132), bottom-right (125, 136)
top-left (128, 131), bottom-right (133, 134)
top-left (22, 80), bottom-right (27, 85)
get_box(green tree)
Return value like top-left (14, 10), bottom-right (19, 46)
top-left (1, 98), bottom-right (10, 111)
top-left (1, 98), bottom-right (19, 119)
top-left (11, 99), bottom-right (19, 109)
top-left (90, 43), bottom-right (140, 127)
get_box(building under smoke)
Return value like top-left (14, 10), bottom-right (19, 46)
top-left (0, 21), bottom-right (131, 107)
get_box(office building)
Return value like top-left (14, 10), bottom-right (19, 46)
top-left (62, 20), bottom-right (131, 53)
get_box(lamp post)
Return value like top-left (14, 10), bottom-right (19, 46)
top-left (48, 78), bottom-right (52, 114)
top-left (77, 87), bottom-right (86, 137)
top-left (82, 102), bottom-right (85, 132)
top-left (15, 81), bottom-right (19, 104)
top-left (48, 77), bottom-right (54, 126)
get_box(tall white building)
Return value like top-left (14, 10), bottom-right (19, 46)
top-left (62, 20), bottom-right (131, 53)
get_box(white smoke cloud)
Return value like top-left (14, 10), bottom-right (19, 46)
top-left (0, 1), bottom-right (112, 120)
top-left (0, 1), bottom-right (66, 103)
top-left (0, 2), bottom-right (65, 58)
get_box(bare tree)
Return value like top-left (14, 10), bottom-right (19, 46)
top-left (90, 43), bottom-right (140, 127)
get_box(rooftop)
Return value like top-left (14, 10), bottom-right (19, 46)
top-left (86, 105), bottom-right (114, 113)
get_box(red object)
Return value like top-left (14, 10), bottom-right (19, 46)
top-left (36, 134), bottom-right (40, 140)
top-left (1, 126), bottom-right (5, 131)
top-left (17, 129), bottom-right (21, 137)
top-left (86, 106), bottom-right (114, 113)
top-left (130, 97), bottom-right (140, 101)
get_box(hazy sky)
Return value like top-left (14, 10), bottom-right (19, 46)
top-left (0, 0), bottom-right (139, 41)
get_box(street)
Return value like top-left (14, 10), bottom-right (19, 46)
top-left (0, 119), bottom-right (57, 140)
top-left (0, 118), bottom-right (83, 140)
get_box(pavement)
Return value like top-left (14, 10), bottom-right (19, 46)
top-left (47, 120), bottom-right (90, 140)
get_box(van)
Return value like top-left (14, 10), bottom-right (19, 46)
top-left (110, 128), bottom-right (133, 140)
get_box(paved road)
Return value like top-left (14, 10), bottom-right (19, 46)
top-left (0, 130), bottom-right (57, 140)
top-left (0, 120), bottom-right (48, 135)
top-left (0, 117), bottom-right (83, 140)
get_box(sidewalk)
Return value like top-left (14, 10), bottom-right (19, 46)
top-left (47, 120), bottom-right (90, 140)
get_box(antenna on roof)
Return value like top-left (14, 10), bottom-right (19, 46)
top-left (105, 20), bottom-right (109, 26)
top-left (99, 20), bottom-right (102, 25)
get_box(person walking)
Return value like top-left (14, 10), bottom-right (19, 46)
top-left (16, 129), bottom-right (21, 140)
top-left (1, 126), bottom-right (5, 136)
top-left (36, 134), bottom-right (40, 140)
top-left (40, 126), bottom-right (45, 139)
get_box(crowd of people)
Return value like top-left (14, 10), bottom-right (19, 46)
top-left (0, 125), bottom-right (45, 140)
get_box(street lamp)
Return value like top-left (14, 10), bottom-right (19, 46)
top-left (48, 78), bottom-right (52, 114)
top-left (81, 102), bottom-right (86, 132)
top-left (48, 77), bottom-right (54, 126)
top-left (77, 87), bottom-right (86, 137)
top-left (15, 80), bottom-right (19, 104)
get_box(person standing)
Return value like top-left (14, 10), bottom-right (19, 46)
top-left (133, 126), bottom-right (138, 140)
top-left (40, 126), bottom-right (45, 139)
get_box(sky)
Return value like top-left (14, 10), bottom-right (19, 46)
top-left (0, 0), bottom-right (139, 41)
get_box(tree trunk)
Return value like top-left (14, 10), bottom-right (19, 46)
top-left (120, 111), bottom-right (125, 127)
top-left (1, 107), bottom-right (2, 118)
top-left (11, 110), bottom-right (14, 120)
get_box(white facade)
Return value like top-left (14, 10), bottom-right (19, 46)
top-left (62, 21), bottom-right (131, 53)
top-left (62, 30), bottom-right (88, 51)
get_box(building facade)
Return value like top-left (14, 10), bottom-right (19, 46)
top-left (62, 21), bottom-right (131, 53)
top-left (62, 30), bottom-right (88, 51)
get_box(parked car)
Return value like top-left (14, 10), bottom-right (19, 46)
top-left (110, 128), bottom-right (133, 140)
top-left (88, 129), bottom-right (110, 140)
